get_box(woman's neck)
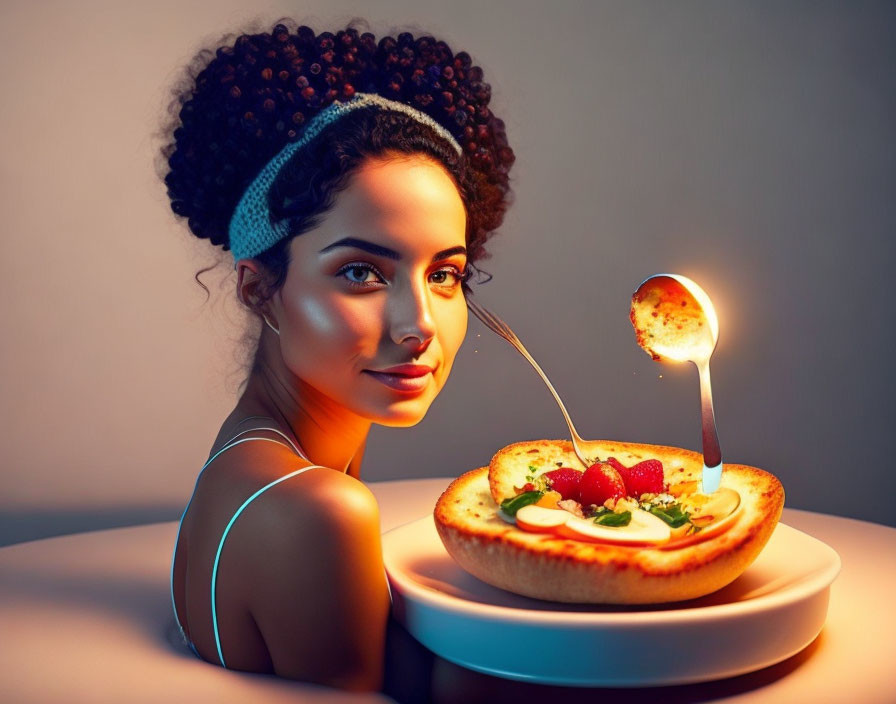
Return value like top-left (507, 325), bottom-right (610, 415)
top-left (232, 333), bottom-right (371, 474)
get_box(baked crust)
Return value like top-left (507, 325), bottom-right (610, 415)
top-left (434, 439), bottom-right (784, 604)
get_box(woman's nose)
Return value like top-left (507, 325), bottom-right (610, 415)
top-left (389, 280), bottom-right (437, 347)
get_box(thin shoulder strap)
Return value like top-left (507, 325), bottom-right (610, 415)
top-left (203, 426), bottom-right (308, 466)
top-left (210, 463), bottom-right (394, 668)
top-left (211, 462), bottom-right (325, 667)
top-left (171, 425), bottom-right (391, 669)
top-left (170, 426), bottom-right (307, 655)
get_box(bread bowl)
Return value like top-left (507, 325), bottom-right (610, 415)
top-left (434, 439), bottom-right (784, 604)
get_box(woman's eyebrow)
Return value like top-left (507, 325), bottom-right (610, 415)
top-left (319, 237), bottom-right (466, 264)
top-left (430, 245), bottom-right (467, 263)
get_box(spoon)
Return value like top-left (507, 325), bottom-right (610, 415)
top-left (466, 295), bottom-right (604, 469)
top-left (629, 274), bottom-right (723, 493)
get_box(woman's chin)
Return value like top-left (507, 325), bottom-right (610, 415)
top-left (369, 405), bottom-right (431, 427)
top-left (377, 417), bottom-right (424, 428)
top-left (362, 395), bottom-right (438, 427)
top-left (356, 373), bottom-right (444, 426)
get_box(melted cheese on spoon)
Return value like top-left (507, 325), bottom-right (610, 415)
top-left (630, 274), bottom-right (719, 362)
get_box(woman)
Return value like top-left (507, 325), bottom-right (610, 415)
top-left (162, 18), bottom-right (515, 698)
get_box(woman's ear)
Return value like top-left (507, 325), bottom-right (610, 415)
top-left (235, 259), bottom-right (267, 312)
top-left (236, 260), bottom-right (281, 334)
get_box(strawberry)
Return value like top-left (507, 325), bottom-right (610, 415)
top-left (578, 462), bottom-right (626, 508)
top-left (617, 458), bottom-right (664, 497)
top-left (542, 468), bottom-right (583, 501)
top-left (606, 457), bottom-right (628, 475)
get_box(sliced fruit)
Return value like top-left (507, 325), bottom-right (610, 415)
top-left (515, 504), bottom-right (571, 533)
top-left (542, 468), bottom-right (583, 501)
top-left (579, 462), bottom-right (626, 508)
top-left (535, 490), bottom-right (563, 509)
top-left (556, 509), bottom-right (671, 545)
top-left (685, 487), bottom-right (740, 524)
top-left (660, 498), bottom-right (743, 550)
top-left (620, 459), bottom-right (665, 497)
top-left (669, 480), bottom-right (699, 498)
top-left (605, 457), bottom-right (628, 475)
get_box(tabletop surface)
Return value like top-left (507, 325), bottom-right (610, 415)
top-left (1, 477), bottom-right (894, 704)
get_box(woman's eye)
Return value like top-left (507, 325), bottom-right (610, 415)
top-left (338, 263), bottom-right (385, 288)
top-left (430, 267), bottom-right (464, 288)
top-left (337, 263), bottom-right (463, 290)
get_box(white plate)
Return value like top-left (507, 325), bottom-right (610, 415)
top-left (382, 516), bottom-right (840, 687)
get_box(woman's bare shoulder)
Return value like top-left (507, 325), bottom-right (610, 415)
top-left (199, 429), bottom-right (380, 574)
top-left (234, 462), bottom-right (381, 558)
top-left (215, 449), bottom-right (387, 688)
top-left (187, 430), bottom-right (344, 542)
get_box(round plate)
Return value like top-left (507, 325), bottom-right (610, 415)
top-left (382, 516), bottom-right (840, 687)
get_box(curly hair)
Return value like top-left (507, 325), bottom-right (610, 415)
top-left (159, 17), bottom-right (515, 303)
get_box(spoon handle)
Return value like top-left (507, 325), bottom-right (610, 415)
top-left (466, 295), bottom-right (594, 467)
top-left (696, 359), bottom-right (723, 491)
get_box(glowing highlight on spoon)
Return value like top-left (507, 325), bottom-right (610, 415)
top-left (630, 273), bottom-right (718, 363)
top-left (674, 274), bottom-right (719, 345)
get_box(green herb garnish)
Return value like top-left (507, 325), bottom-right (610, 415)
top-left (593, 510), bottom-right (632, 527)
top-left (649, 503), bottom-right (691, 528)
top-left (499, 491), bottom-right (544, 517)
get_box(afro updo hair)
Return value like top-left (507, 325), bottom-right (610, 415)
top-left (159, 17), bottom-right (515, 294)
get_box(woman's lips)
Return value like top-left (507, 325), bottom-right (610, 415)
top-left (372, 364), bottom-right (434, 377)
top-left (363, 369), bottom-right (433, 393)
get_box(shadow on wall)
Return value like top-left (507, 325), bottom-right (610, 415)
top-left (0, 505), bottom-right (182, 547)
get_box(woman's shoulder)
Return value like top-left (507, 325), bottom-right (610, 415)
top-left (182, 427), bottom-right (387, 685)
top-left (191, 427), bottom-right (382, 600)
top-left (199, 426), bottom-right (379, 538)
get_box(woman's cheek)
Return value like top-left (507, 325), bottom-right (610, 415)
top-left (292, 294), bottom-right (346, 337)
top-left (285, 293), bottom-right (382, 361)
top-left (337, 297), bottom-right (388, 341)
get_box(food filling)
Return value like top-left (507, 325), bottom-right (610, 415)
top-left (497, 458), bottom-right (740, 548)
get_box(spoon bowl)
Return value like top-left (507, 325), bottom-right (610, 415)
top-left (630, 274), bottom-right (718, 364)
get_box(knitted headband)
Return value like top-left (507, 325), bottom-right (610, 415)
top-left (228, 92), bottom-right (464, 261)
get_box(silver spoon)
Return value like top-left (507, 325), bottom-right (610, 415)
top-left (630, 274), bottom-right (723, 493)
top-left (466, 295), bottom-right (604, 469)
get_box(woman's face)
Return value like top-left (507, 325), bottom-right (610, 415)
top-left (268, 153), bottom-right (469, 427)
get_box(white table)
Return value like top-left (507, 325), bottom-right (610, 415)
top-left (1, 478), bottom-right (894, 703)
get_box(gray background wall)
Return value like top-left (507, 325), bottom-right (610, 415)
top-left (1, 0), bottom-right (893, 545)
